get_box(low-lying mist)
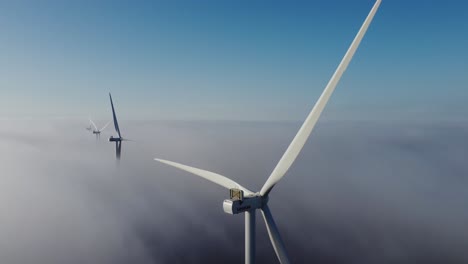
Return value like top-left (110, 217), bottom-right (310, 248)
top-left (0, 119), bottom-right (467, 263)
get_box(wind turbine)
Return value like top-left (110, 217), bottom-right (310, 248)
top-left (108, 93), bottom-right (129, 160)
top-left (89, 119), bottom-right (111, 139)
top-left (154, 0), bottom-right (381, 263)
top-left (85, 122), bottom-right (92, 132)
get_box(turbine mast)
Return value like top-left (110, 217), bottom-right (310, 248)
top-left (245, 210), bottom-right (256, 264)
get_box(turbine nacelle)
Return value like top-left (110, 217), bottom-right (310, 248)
top-left (108, 136), bottom-right (122, 142)
top-left (223, 189), bottom-right (267, 215)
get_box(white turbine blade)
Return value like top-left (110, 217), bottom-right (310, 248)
top-left (100, 121), bottom-right (111, 132)
top-left (154, 158), bottom-right (254, 195)
top-left (89, 119), bottom-right (98, 131)
top-left (261, 205), bottom-right (290, 264)
top-left (109, 93), bottom-right (122, 138)
top-left (260, 0), bottom-right (381, 196)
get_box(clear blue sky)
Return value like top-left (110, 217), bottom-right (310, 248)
top-left (0, 0), bottom-right (467, 121)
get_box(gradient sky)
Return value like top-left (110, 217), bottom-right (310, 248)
top-left (0, 0), bottom-right (467, 121)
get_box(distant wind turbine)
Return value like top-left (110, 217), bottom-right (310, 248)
top-left (154, 0), bottom-right (381, 263)
top-left (89, 119), bottom-right (111, 139)
top-left (108, 93), bottom-right (130, 160)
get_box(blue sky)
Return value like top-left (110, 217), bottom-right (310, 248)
top-left (0, 0), bottom-right (467, 121)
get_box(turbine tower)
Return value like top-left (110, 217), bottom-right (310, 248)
top-left (155, 1), bottom-right (381, 263)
